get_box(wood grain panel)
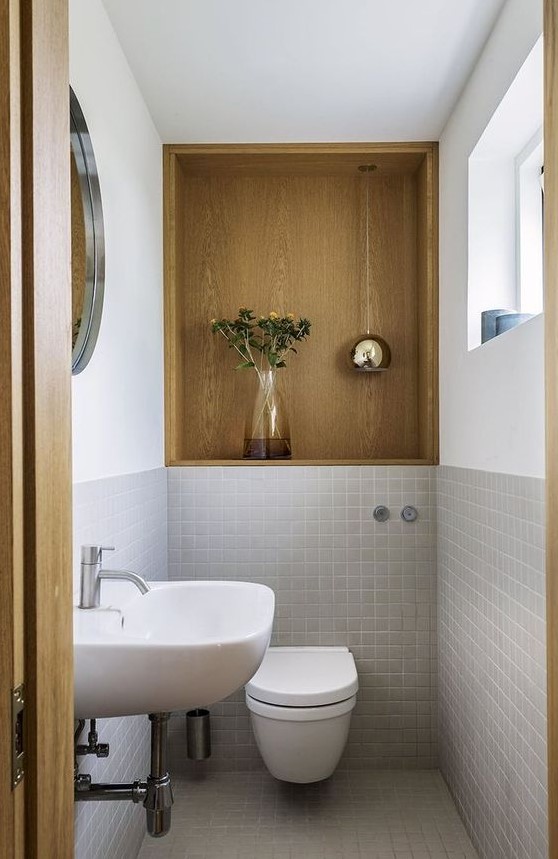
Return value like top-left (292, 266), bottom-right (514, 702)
top-left (170, 459), bottom-right (435, 467)
top-left (172, 151), bottom-right (426, 177)
top-left (0, 0), bottom-right (25, 854)
top-left (20, 0), bottom-right (74, 854)
top-left (545, 2), bottom-right (558, 855)
top-left (164, 147), bottom-right (179, 463)
top-left (417, 147), bottom-right (439, 463)
top-left (164, 144), bottom-right (438, 464)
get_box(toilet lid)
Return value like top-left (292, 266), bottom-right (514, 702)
top-left (245, 646), bottom-right (358, 707)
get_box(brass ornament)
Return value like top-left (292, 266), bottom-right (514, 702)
top-left (351, 336), bottom-right (391, 371)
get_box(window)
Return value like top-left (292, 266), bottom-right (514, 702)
top-left (467, 36), bottom-right (543, 350)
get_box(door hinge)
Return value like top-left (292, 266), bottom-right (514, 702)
top-left (11, 684), bottom-right (24, 788)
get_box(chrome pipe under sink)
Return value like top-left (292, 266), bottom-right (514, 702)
top-left (74, 712), bottom-right (174, 839)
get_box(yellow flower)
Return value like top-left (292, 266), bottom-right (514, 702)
top-left (269, 311), bottom-right (279, 320)
top-left (210, 318), bottom-right (217, 325)
top-left (286, 313), bottom-right (295, 320)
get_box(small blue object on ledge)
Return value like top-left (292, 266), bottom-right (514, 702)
top-left (495, 312), bottom-right (534, 335)
top-left (481, 309), bottom-right (534, 344)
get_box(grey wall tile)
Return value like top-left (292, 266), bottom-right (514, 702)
top-left (437, 465), bottom-right (547, 859)
top-left (166, 466), bottom-right (438, 774)
top-left (72, 462), bottom-right (548, 859)
top-left (73, 467), bottom-right (167, 859)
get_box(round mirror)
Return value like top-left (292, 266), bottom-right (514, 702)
top-left (70, 86), bottom-right (105, 375)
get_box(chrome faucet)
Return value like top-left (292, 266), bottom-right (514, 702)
top-left (79, 545), bottom-right (150, 609)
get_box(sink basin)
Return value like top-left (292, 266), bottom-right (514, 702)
top-left (74, 581), bottom-right (275, 719)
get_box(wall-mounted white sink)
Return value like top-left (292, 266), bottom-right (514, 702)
top-left (74, 581), bottom-right (275, 719)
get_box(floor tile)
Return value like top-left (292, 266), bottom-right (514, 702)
top-left (137, 771), bottom-right (478, 859)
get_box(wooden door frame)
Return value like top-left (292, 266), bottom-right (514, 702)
top-left (0, 0), bottom-right (25, 853)
top-left (1, 0), bottom-right (74, 855)
top-left (20, 0), bottom-right (74, 854)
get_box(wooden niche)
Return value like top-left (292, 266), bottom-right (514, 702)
top-left (164, 144), bottom-right (438, 465)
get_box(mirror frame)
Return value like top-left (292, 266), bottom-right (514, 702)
top-left (70, 86), bottom-right (105, 375)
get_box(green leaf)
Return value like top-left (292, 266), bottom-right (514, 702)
top-left (276, 361), bottom-right (286, 368)
top-left (234, 361), bottom-right (255, 370)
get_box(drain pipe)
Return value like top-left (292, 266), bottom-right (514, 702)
top-left (75, 778), bottom-right (147, 803)
top-left (144, 713), bottom-right (174, 836)
top-left (75, 712), bottom-right (174, 838)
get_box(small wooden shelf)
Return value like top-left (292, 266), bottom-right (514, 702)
top-left (168, 459), bottom-right (436, 467)
top-left (164, 143), bottom-right (438, 466)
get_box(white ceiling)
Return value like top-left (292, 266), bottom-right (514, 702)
top-left (102, 0), bottom-right (508, 143)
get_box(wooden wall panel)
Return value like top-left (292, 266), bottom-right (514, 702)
top-left (417, 147), bottom-right (439, 463)
top-left (164, 147), bottom-right (180, 464)
top-left (164, 144), bottom-right (438, 465)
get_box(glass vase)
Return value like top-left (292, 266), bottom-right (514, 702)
top-left (243, 369), bottom-right (292, 460)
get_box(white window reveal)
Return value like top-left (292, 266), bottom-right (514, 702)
top-left (516, 129), bottom-right (544, 316)
top-left (467, 35), bottom-right (543, 350)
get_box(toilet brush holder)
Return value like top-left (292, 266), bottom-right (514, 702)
top-left (186, 709), bottom-right (211, 760)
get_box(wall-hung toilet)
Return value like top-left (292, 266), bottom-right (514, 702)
top-left (245, 646), bottom-right (358, 783)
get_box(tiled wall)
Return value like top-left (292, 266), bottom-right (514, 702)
top-left (72, 463), bottom-right (549, 859)
top-left (437, 466), bottom-right (547, 859)
top-left (167, 466), bottom-right (438, 774)
top-left (73, 468), bottom-right (167, 859)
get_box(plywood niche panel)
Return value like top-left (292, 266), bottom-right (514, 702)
top-left (164, 144), bottom-right (438, 465)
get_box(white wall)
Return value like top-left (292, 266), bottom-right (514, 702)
top-left (70, 0), bottom-right (164, 483)
top-left (439, 0), bottom-right (544, 477)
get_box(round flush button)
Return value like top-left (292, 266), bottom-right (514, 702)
top-left (373, 505), bottom-right (390, 523)
top-left (401, 505), bottom-right (418, 522)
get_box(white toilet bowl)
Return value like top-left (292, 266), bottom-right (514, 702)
top-left (245, 646), bottom-right (358, 783)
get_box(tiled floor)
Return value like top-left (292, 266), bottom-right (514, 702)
top-left (137, 771), bottom-right (479, 859)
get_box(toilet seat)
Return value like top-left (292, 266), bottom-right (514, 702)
top-left (245, 646), bottom-right (358, 707)
top-left (246, 693), bottom-right (356, 722)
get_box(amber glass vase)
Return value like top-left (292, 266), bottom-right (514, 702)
top-left (243, 369), bottom-right (291, 460)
